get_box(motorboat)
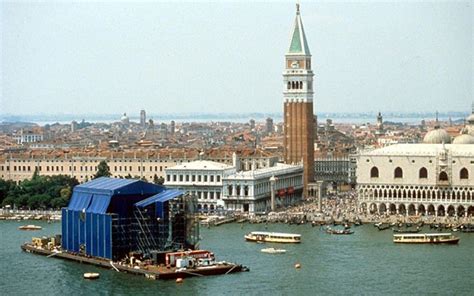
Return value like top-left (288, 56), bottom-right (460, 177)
top-left (83, 272), bottom-right (100, 279)
top-left (18, 225), bottom-right (42, 231)
top-left (393, 233), bottom-right (460, 244)
top-left (325, 227), bottom-right (354, 235)
top-left (244, 231), bottom-right (301, 243)
top-left (261, 248), bottom-right (287, 254)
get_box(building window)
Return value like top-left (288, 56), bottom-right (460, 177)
top-left (186, 175), bottom-right (189, 182)
top-left (217, 175), bottom-right (221, 182)
top-left (460, 168), bottom-right (469, 179)
top-left (439, 171), bottom-right (448, 181)
top-left (179, 175), bottom-right (183, 182)
top-left (167, 175), bottom-right (170, 182)
top-left (419, 167), bottom-right (428, 179)
top-left (394, 167), bottom-right (403, 178)
top-left (370, 167), bottom-right (379, 178)
top-left (210, 175), bottom-right (214, 182)
top-left (228, 185), bottom-right (233, 195)
top-left (204, 175), bottom-right (208, 182)
top-left (173, 175), bottom-right (177, 182)
top-left (192, 175), bottom-right (196, 182)
top-left (216, 192), bottom-right (220, 199)
top-left (198, 175), bottom-right (202, 182)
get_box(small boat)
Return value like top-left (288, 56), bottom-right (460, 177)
top-left (393, 227), bottom-right (421, 234)
top-left (261, 247), bottom-right (286, 254)
top-left (83, 272), bottom-right (100, 279)
top-left (244, 231), bottom-right (301, 243)
top-left (326, 227), bottom-right (354, 235)
top-left (18, 225), bottom-right (42, 231)
top-left (393, 233), bottom-right (460, 244)
top-left (377, 224), bottom-right (391, 231)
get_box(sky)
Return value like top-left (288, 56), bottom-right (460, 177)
top-left (1, 1), bottom-right (472, 117)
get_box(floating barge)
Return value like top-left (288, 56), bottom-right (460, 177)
top-left (21, 178), bottom-right (248, 281)
top-left (21, 243), bottom-right (247, 280)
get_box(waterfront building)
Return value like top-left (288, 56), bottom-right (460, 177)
top-left (164, 160), bottom-right (236, 212)
top-left (357, 144), bottom-right (474, 217)
top-left (0, 151), bottom-right (190, 183)
top-left (222, 163), bottom-right (303, 213)
top-left (283, 4), bottom-right (315, 191)
top-left (314, 156), bottom-right (354, 190)
top-left (0, 148), bottom-right (280, 184)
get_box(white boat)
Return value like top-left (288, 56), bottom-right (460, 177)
top-left (18, 225), bottom-right (42, 230)
top-left (83, 272), bottom-right (100, 279)
top-left (261, 247), bottom-right (286, 254)
top-left (244, 231), bottom-right (301, 243)
top-left (393, 233), bottom-right (460, 244)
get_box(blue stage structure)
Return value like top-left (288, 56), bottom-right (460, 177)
top-left (62, 177), bottom-right (200, 260)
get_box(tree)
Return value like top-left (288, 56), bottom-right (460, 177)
top-left (94, 160), bottom-right (111, 179)
top-left (32, 167), bottom-right (40, 179)
top-left (153, 174), bottom-right (165, 185)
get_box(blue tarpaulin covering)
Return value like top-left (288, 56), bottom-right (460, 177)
top-left (68, 192), bottom-right (93, 211)
top-left (67, 177), bottom-right (164, 214)
top-left (134, 189), bottom-right (184, 208)
top-left (62, 177), bottom-right (165, 259)
top-left (88, 194), bottom-right (112, 214)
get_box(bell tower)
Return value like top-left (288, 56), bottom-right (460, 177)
top-left (283, 3), bottom-right (315, 193)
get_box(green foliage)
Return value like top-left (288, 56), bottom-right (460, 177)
top-left (0, 175), bottom-right (78, 210)
top-left (153, 174), bottom-right (165, 185)
top-left (94, 160), bottom-right (111, 179)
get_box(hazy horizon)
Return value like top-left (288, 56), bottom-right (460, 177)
top-left (1, 1), bottom-right (473, 115)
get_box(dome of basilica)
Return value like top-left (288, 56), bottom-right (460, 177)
top-left (452, 133), bottom-right (474, 144)
top-left (423, 128), bottom-right (452, 144)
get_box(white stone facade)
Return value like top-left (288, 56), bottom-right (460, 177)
top-left (357, 144), bottom-right (474, 217)
top-left (164, 160), bottom-right (236, 212)
top-left (222, 163), bottom-right (303, 214)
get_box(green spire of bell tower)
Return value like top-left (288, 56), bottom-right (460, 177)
top-left (288, 3), bottom-right (311, 55)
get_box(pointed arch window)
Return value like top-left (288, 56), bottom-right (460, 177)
top-left (419, 167), bottom-right (428, 179)
top-left (394, 167), bottom-right (403, 178)
top-left (460, 168), bottom-right (469, 179)
top-left (370, 167), bottom-right (379, 178)
top-left (439, 171), bottom-right (448, 181)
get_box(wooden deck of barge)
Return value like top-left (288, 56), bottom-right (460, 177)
top-left (21, 243), bottom-right (246, 280)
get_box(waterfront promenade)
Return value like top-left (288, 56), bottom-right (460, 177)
top-left (0, 209), bottom-right (61, 221)
top-left (243, 192), bottom-right (474, 227)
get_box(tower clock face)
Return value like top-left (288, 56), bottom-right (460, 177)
top-left (291, 61), bottom-right (299, 68)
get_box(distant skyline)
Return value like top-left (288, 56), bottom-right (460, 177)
top-left (1, 1), bottom-right (472, 116)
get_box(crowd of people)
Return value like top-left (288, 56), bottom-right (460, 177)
top-left (251, 190), bottom-right (473, 226)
